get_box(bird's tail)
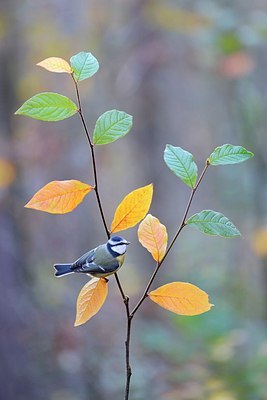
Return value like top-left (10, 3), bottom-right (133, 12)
top-left (54, 263), bottom-right (73, 277)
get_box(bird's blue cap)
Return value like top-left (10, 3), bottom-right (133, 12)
top-left (108, 236), bottom-right (130, 245)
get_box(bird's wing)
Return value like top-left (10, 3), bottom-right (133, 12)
top-left (81, 260), bottom-right (119, 275)
top-left (73, 252), bottom-right (120, 275)
top-left (72, 248), bottom-right (120, 274)
top-left (71, 248), bottom-right (96, 273)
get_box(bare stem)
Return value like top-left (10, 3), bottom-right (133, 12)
top-left (72, 75), bottom-right (110, 237)
top-left (72, 75), bottom-right (132, 398)
top-left (113, 272), bottom-right (132, 399)
top-left (131, 162), bottom-right (210, 317)
top-left (125, 305), bottom-right (133, 400)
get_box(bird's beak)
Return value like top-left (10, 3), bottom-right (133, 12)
top-left (126, 241), bottom-right (131, 245)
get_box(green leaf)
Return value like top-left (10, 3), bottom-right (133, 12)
top-left (93, 110), bottom-right (133, 145)
top-left (208, 144), bottom-right (254, 166)
top-left (15, 92), bottom-right (78, 121)
top-left (186, 210), bottom-right (241, 238)
top-left (164, 145), bottom-right (198, 188)
top-left (70, 52), bottom-right (99, 81)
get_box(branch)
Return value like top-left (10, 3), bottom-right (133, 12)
top-left (72, 75), bottom-right (132, 398)
top-left (131, 162), bottom-right (210, 317)
top-left (72, 75), bottom-right (110, 238)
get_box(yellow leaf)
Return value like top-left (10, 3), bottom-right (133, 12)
top-left (111, 184), bottom-right (153, 233)
top-left (0, 158), bottom-right (16, 189)
top-left (75, 278), bottom-right (108, 327)
top-left (138, 214), bottom-right (168, 262)
top-left (149, 282), bottom-right (213, 316)
top-left (37, 57), bottom-right (72, 73)
top-left (25, 180), bottom-right (92, 214)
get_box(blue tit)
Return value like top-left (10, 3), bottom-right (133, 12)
top-left (54, 236), bottom-right (130, 278)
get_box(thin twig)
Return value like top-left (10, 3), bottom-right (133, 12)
top-left (125, 305), bottom-right (132, 400)
top-left (72, 75), bottom-right (132, 398)
top-left (72, 74), bottom-right (110, 237)
top-left (131, 162), bottom-right (210, 317)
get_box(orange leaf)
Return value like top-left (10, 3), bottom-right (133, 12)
top-left (149, 282), bottom-right (213, 316)
top-left (138, 214), bottom-right (168, 262)
top-left (25, 180), bottom-right (92, 214)
top-left (74, 278), bottom-right (108, 327)
top-left (111, 184), bottom-right (153, 233)
top-left (37, 57), bottom-right (72, 73)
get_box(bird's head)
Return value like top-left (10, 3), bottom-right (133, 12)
top-left (107, 236), bottom-right (130, 256)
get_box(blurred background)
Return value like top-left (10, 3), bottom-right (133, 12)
top-left (1, 0), bottom-right (267, 399)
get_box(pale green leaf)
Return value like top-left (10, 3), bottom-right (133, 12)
top-left (70, 52), bottom-right (99, 81)
top-left (15, 92), bottom-right (78, 121)
top-left (164, 145), bottom-right (198, 188)
top-left (93, 110), bottom-right (133, 145)
top-left (186, 210), bottom-right (241, 238)
top-left (208, 144), bottom-right (254, 166)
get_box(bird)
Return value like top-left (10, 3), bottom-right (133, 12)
top-left (54, 236), bottom-right (130, 278)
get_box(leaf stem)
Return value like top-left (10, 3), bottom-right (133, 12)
top-left (131, 162), bottom-right (209, 317)
top-left (72, 75), bottom-right (132, 398)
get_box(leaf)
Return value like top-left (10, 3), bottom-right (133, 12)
top-left (15, 92), bottom-right (78, 121)
top-left (36, 57), bottom-right (72, 73)
top-left (164, 144), bottom-right (198, 188)
top-left (186, 210), bottom-right (241, 238)
top-left (93, 110), bottom-right (133, 145)
top-left (149, 282), bottom-right (213, 316)
top-left (25, 180), bottom-right (92, 214)
top-left (111, 184), bottom-right (153, 233)
top-left (70, 51), bottom-right (99, 81)
top-left (0, 158), bottom-right (16, 189)
top-left (208, 144), bottom-right (254, 166)
top-left (138, 214), bottom-right (168, 262)
top-left (75, 278), bottom-right (108, 326)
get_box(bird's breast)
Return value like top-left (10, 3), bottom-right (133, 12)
top-left (116, 253), bottom-right (126, 266)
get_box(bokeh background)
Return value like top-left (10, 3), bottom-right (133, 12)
top-left (1, 1), bottom-right (267, 399)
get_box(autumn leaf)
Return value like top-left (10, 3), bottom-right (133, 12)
top-left (25, 180), bottom-right (92, 214)
top-left (37, 57), bottom-right (72, 73)
top-left (111, 184), bottom-right (153, 233)
top-left (75, 278), bottom-right (108, 327)
top-left (138, 214), bottom-right (168, 262)
top-left (149, 282), bottom-right (213, 316)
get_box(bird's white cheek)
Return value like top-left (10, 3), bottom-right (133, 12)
top-left (113, 244), bottom-right (127, 254)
